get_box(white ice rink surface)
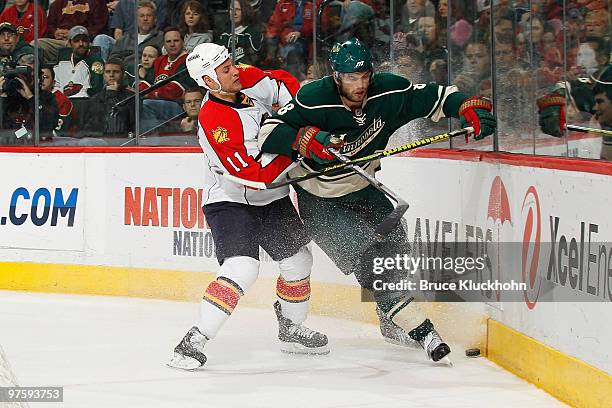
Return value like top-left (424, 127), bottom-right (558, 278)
top-left (0, 291), bottom-right (565, 408)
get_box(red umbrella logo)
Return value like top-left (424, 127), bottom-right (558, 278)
top-left (486, 176), bottom-right (512, 302)
top-left (487, 176), bottom-right (512, 226)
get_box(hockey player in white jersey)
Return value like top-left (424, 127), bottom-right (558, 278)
top-left (168, 44), bottom-right (328, 370)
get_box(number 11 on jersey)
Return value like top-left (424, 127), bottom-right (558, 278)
top-left (226, 152), bottom-right (249, 172)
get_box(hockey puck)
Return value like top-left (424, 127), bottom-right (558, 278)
top-left (465, 348), bottom-right (481, 357)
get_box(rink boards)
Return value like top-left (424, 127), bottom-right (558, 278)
top-left (0, 147), bottom-right (611, 407)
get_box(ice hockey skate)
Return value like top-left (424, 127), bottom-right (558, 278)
top-left (411, 319), bottom-right (452, 365)
top-left (167, 326), bottom-right (208, 370)
top-left (274, 301), bottom-right (329, 355)
top-left (376, 306), bottom-right (421, 349)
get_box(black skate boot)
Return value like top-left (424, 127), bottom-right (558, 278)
top-left (167, 326), bottom-right (208, 370)
top-left (274, 301), bottom-right (329, 355)
top-left (409, 319), bottom-right (451, 363)
top-left (376, 306), bottom-right (420, 349)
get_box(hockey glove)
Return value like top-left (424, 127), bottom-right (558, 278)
top-left (537, 91), bottom-right (566, 138)
top-left (293, 126), bottom-right (343, 164)
top-left (459, 97), bottom-right (496, 140)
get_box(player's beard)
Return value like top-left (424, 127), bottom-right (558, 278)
top-left (338, 82), bottom-right (366, 104)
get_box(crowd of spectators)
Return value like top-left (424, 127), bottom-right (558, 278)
top-left (0, 0), bottom-right (609, 154)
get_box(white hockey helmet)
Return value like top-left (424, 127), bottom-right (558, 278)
top-left (186, 43), bottom-right (230, 91)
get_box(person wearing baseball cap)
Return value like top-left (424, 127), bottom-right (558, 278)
top-left (0, 22), bottom-right (34, 71)
top-left (68, 25), bottom-right (89, 41)
top-left (38, 0), bottom-right (108, 65)
top-left (53, 25), bottom-right (105, 98)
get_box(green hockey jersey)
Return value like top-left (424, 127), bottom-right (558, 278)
top-left (259, 72), bottom-right (467, 198)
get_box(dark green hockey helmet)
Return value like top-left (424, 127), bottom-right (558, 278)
top-left (328, 38), bottom-right (372, 73)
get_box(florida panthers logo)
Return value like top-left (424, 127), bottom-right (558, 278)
top-left (212, 127), bottom-right (229, 144)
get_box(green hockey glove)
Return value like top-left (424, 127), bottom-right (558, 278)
top-left (537, 91), bottom-right (566, 138)
top-left (459, 97), bottom-right (496, 140)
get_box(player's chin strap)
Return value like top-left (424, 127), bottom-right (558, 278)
top-left (222, 127), bottom-right (475, 191)
top-left (327, 145), bottom-right (410, 240)
top-left (204, 79), bottom-right (236, 97)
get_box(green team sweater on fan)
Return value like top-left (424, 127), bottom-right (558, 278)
top-left (259, 72), bottom-right (469, 199)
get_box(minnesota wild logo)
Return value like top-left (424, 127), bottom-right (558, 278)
top-left (212, 127), bottom-right (229, 143)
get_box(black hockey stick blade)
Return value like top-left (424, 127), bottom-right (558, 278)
top-left (374, 201), bottom-right (410, 240)
top-left (223, 127), bottom-right (474, 190)
top-left (328, 147), bottom-right (410, 239)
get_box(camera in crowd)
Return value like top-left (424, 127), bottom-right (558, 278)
top-left (1, 65), bottom-right (33, 97)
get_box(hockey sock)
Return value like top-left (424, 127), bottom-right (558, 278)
top-left (276, 247), bottom-right (313, 324)
top-left (198, 256), bottom-right (259, 339)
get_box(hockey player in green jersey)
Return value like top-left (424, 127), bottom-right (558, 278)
top-left (258, 38), bottom-right (496, 363)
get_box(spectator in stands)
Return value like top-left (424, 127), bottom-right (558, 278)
top-left (414, 15), bottom-right (446, 73)
top-left (559, 37), bottom-right (612, 114)
top-left (515, 13), bottom-right (547, 67)
top-left (0, 0), bottom-right (47, 43)
top-left (265, 0), bottom-right (318, 77)
top-left (370, 0), bottom-right (392, 60)
top-left (494, 14), bottom-right (515, 45)
top-left (495, 41), bottom-right (530, 130)
top-left (96, 0), bottom-right (166, 62)
top-left (436, 0), bottom-right (447, 45)
top-left (41, 65), bottom-right (75, 135)
top-left (592, 65), bottom-right (612, 160)
top-left (453, 41), bottom-right (490, 96)
top-left (40, 0), bottom-right (108, 65)
top-left (542, 0), bottom-right (563, 21)
top-left (0, 22), bottom-right (34, 72)
top-left (252, 0), bottom-right (277, 25)
top-left (53, 26), bottom-right (105, 98)
top-left (536, 45), bottom-right (563, 87)
top-left (584, 9), bottom-right (609, 40)
top-left (80, 58), bottom-right (136, 137)
top-left (178, 87), bottom-right (203, 133)
top-left (575, 37), bottom-right (610, 78)
top-left (429, 58), bottom-right (447, 85)
top-left (332, 1), bottom-right (376, 47)
top-left (395, 48), bottom-right (427, 82)
top-left (125, 44), bottom-right (159, 87)
top-left (396, 0), bottom-right (435, 34)
top-left (495, 41), bottom-right (517, 68)
top-left (178, 0), bottom-right (212, 52)
top-left (108, 0), bottom-right (164, 67)
top-left (437, 0), bottom-right (447, 20)
top-left (566, 7), bottom-right (585, 53)
top-left (0, 63), bottom-right (58, 140)
top-left (111, 0), bottom-right (166, 39)
top-left (141, 27), bottom-right (196, 133)
top-left (217, 0), bottom-right (263, 65)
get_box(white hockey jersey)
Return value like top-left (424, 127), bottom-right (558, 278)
top-left (198, 64), bottom-right (299, 206)
top-left (54, 54), bottom-right (104, 98)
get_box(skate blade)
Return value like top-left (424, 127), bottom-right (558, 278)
top-left (438, 356), bottom-right (453, 367)
top-left (166, 353), bottom-right (206, 371)
top-left (383, 336), bottom-right (421, 350)
top-left (279, 342), bottom-right (330, 355)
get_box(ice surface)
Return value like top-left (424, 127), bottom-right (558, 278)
top-left (0, 291), bottom-right (565, 408)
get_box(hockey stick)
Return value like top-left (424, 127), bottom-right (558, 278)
top-left (223, 127), bottom-right (475, 190)
top-left (327, 147), bottom-right (410, 239)
top-left (567, 124), bottom-right (612, 137)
